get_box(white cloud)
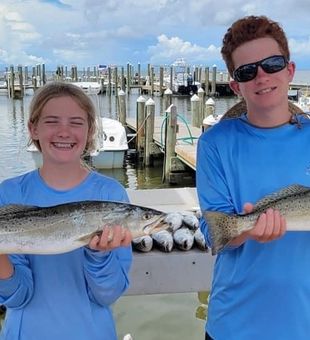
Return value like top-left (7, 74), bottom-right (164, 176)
top-left (148, 34), bottom-right (221, 65)
top-left (0, 0), bottom-right (310, 69)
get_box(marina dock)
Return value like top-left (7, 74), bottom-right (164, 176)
top-left (126, 116), bottom-right (201, 171)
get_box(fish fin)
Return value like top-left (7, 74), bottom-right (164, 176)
top-left (203, 211), bottom-right (239, 255)
top-left (0, 204), bottom-right (38, 216)
top-left (254, 184), bottom-right (310, 212)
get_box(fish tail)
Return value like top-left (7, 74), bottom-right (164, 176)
top-left (203, 211), bottom-right (239, 255)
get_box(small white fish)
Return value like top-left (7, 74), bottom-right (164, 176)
top-left (132, 235), bottom-right (153, 252)
top-left (182, 213), bottom-right (199, 230)
top-left (152, 230), bottom-right (174, 252)
top-left (164, 212), bottom-right (183, 232)
top-left (194, 228), bottom-right (208, 251)
top-left (173, 227), bottom-right (194, 251)
top-left (123, 334), bottom-right (133, 340)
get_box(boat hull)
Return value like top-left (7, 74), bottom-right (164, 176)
top-left (91, 150), bottom-right (126, 169)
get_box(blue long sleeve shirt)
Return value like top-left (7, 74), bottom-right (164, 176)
top-left (0, 170), bottom-right (132, 340)
top-left (196, 114), bottom-right (310, 340)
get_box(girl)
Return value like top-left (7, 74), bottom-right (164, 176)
top-left (0, 81), bottom-right (132, 340)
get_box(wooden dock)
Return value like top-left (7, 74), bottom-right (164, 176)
top-left (126, 115), bottom-right (201, 170)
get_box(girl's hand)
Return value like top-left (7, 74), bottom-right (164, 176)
top-left (88, 225), bottom-right (132, 252)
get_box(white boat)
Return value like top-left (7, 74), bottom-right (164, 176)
top-left (27, 118), bottom-right (128, 169)
top-left (91, 117), bottom-right (128, 169)
top-left (71, 81), bottom-right (102, 95)
top-left (288, 89), bottom-right (310, 113)
top-left (163, 58), bottom-right (201, 95)
top-left (297, 94), bottom-right (310, 112)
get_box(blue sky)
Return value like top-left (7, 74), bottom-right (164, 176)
top-left (1, 0), bottom-right (310, 72)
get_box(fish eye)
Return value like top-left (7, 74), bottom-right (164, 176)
top-left (143, 212), bottom-right (152, 220)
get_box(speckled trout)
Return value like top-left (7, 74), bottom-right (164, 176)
top-left (203, 185), bottom-right (310, 255)
top-left (0, 201), bottom-right (168, 254)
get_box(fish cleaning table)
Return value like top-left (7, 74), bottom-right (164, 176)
top-left (126, 187), bottom-right (215, 295)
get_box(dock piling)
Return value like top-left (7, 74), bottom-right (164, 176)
top-left (191, 94), bottom-right (201, 128)
top-left (118, 90), bottom-right (126, 126)
top-left (163, 104), bottom-right (177, 183)
top-left (136, 96), bottom-right (147, 162)
top-left (144, 98), bottom-right (155, 167)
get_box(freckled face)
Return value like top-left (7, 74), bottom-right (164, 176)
top-left (29, 96), bottom-right (89, 165)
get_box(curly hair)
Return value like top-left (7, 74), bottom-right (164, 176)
top-left (221, 16), bottom-right (290, 76)
top-left (28, 81), bottom-right (98, 156)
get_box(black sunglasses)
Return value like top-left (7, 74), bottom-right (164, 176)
top-left (233, 55), bottom-right (288, 82)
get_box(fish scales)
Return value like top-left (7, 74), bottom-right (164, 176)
top-left (203, 185), bottom-right (310, 255)
top-left (0, 201), bottom-right (168, 255)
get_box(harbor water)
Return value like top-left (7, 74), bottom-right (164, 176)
top-left (0, 89), bottom-right (238, 185)
top-left (0, 71), bottom-right (309, 339)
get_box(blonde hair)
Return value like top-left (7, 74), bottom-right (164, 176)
top-left (28, 81), bottom-right (98, 156)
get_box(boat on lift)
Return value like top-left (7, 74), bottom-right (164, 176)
top-left (164, 58), bottom-right (201, 95)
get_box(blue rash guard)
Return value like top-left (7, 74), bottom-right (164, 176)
top-left (0, 170), bottom-right (132, 340)
top-left (196, 114), bottom-right (310, 340)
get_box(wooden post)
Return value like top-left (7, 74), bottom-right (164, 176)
top-left (126, 63), bottom-right (130, 94)
top-left (36, 64), bottom-right (42, 86)
top-left (198, 87), bottom-right (205, 125)
top-left (198, 66), bottom-right (202, 83)
top-left (136, 96), bottom-right (146, 162)
top-left (194, 66), bottom-right (199, 84)
top-left (211, 65), bottom-right (217, 96)
top-left (164, 104), bottom-right (177, 183)
top-left (118, 90), bottom-right (126, 126)
top-left (121, 66), bottom-right (125, 91)
top-left (107, 67), bottom-right (112, 96)
top-left (137, 62), bottom-right (141, 86)
top-left (163, 88), bottom-right (173, 113)
top-left (205, 98), bottom-right (215, 117)
top-left (159, 66), bottom-right (164, 97)
top-left (150, 66), bottom-right (154, 97)
top-left (204, 67), bottom-right (210, 96)
top-left (144, 98), bottom-right (155, 167)
top-left (42, 64), bottom-right (46, 84)
top-left (32, 66), bottom-right (38, 91)
top-left (8, 65), bottom-right (15, 98)
top-left (17, 65), bottom-right (24, 98)
top-left (93, 66), bottom-right (96, 80)
top-left (191, 94), bottom-right (200, 128)
top-left (114, 67), bottom-right (118, 97)
top-left (24, 66), bottom-right (29, 85)
top-left (170, 66), bottom-right (173, 92)
top-left (72, 66), bottom-right (78, 82)
top-left (203, 98), bottom-right (216, 131)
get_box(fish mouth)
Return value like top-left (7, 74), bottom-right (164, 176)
top-left (143, 215), bottom-right (170, 234)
